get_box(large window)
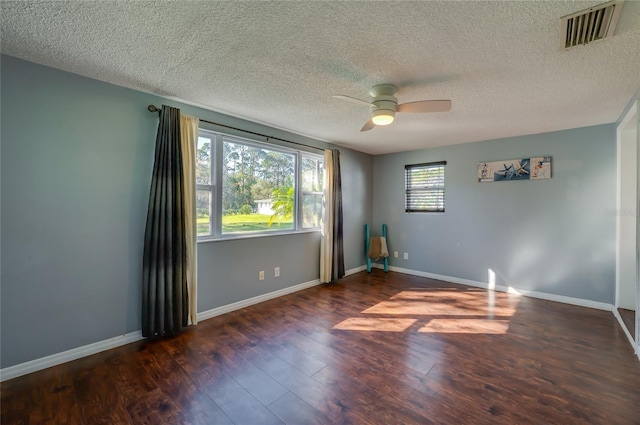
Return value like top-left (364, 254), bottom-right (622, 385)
top-left (405, 161), bottom-right (446, 213)
top-left (197, 129), bottom-right (324, 239)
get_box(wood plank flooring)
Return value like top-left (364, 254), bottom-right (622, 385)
top-left (3, 270), bottom-right (640, 424)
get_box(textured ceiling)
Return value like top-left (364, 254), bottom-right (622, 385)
top-left (2, 1), bottom-right (639, 155)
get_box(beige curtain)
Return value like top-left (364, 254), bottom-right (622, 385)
top-left (320, 149), bottom-right (334, 283)
top-left (180, 113), bottom-right (199, 325)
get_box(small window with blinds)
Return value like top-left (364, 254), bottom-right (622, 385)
top-left (405, 161), bottom-right (446, 213)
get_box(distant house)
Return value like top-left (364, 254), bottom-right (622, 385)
top-left (255, 199), bottom-right (273, 215)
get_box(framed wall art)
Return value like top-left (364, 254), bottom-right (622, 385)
top-left (478, 157), bottom-right (551, 182)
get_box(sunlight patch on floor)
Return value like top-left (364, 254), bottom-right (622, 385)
top-left (333, 317), bottom-right (417, 332)
top-left (419, 319), bottom-right (510, 334)
top-left (361, 290), bottom-right (517, 317)
top-left (333, 283), bottom-right (522, 333)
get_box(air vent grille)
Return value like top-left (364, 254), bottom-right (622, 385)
top-left (560, 1), bottom-right (624, 50)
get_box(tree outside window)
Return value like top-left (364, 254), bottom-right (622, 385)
top-left (197, 130), bottom-right (323, 238)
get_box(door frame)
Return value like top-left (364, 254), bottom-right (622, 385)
top-left (615, 99), bottom-right (639, 360)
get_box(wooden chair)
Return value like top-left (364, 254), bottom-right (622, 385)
top-left (365, 224), bottom-right (389, 273)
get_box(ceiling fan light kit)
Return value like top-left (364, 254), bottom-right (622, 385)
top-left (371, 108), bottom-right (395, 125)
top-left (334, 84), bottom-right (452, 132)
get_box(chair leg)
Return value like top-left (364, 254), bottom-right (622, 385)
top-left (365, 224), bottom-right (371, 272)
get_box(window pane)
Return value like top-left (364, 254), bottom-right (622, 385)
top-left (302, 156), bottom-right (324, 228)
top-left (302, 193), bottom-right (323, 228)
top-left (197, 137), bottom-right (212, 185)
top-left (222, 140), bottom-right (295, 234)
top-left (196, 189), bottom-right (211, 235)
top-left (405, 162), bottom-right (446, 213)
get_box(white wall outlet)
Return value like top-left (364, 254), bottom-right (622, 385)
top-left (259, 270), bottom-right (265, 281)
top-left (394, 251), bottom-right (398, 258)
top-left (403, 252), bottom-right (409, 260)
top-left (274, 267), bottom-right (280, 277)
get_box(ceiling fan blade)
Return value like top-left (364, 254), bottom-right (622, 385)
top-left (360, 119), bottom-right (375, 132)
top-left (333, 95), bottom-right (373, 107)
top-left (397, 100), bottom-right (452, 113)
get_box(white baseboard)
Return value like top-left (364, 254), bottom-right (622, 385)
top-left (373, 264), bottom-right (614, 312)
top-left (613, 307), bottom-right (637, 345)
top-left (0, 266), bottom-right (624, 382)
top-left (197, 270), bottom-right (363, 324)
top-left (0, 331), bottom-right (144, 382)
top-left (2, 278), bottom-right (324, 382)
top-left (197, 278), bottom-right (322, 322)
top-left (612, 307), bottom-right (639, 359)
top-left (345, 265), bottom-right (367, 276)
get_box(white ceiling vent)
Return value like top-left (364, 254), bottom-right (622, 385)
top-left (560, 0), bottom-right (624, 50)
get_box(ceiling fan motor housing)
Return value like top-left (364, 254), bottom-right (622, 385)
top-left (370, 84), bottom-right (397, 97)
top-left (370, 84), bottom-right (398, 123)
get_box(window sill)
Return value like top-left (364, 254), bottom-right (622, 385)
top-left (197, 228), bottom-right (321, 244)
top-left (405, 211), bottom-right (445, 214)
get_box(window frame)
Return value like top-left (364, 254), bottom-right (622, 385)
top-left (197, 128), bottom-right (324, 241)
top-left (298, 153), bottom-right (324, 229)
top-left (196, 134), bottom-right (216, 236)
top-left (405, 161), bottom-right (447, 213)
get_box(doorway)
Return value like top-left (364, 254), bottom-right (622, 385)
top-left (616, 99), bottom-right (639, 358)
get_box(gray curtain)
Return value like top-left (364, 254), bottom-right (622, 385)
top-left (142, 105), bottom-right (188, 337)
top-left (331, 149), bottom-right (345, 281)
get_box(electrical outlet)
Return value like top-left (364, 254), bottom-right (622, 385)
top-left (394, 251), bottom-right (398, 258)
top-left (274, 267), bottom-right (280, 277)
top-left (259, 270), bottom-right (265, 281)
top-left (403, 252), bottom-right (409, 260)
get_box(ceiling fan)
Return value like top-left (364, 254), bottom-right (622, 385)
top-left (333, 84), bottom-right (452, 132)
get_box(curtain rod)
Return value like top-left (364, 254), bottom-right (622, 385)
top-left (147, 105), bottom-right (324, 152)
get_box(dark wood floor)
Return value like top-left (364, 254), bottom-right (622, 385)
top-left (3, 270), bottom-right (640, 424)
top-left (618, 307), bottom-right (636, 339)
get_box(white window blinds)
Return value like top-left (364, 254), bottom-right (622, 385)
top-left (405, 161), bottom-right (446, 213)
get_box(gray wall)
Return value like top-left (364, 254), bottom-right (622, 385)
top-left (373, 125), bottom-right (617, 303)
top-left (0, 55), bottom-right (373, 368)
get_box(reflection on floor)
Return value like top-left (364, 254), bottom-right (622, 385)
top-left (618, 307), bottom-right (636, 337)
